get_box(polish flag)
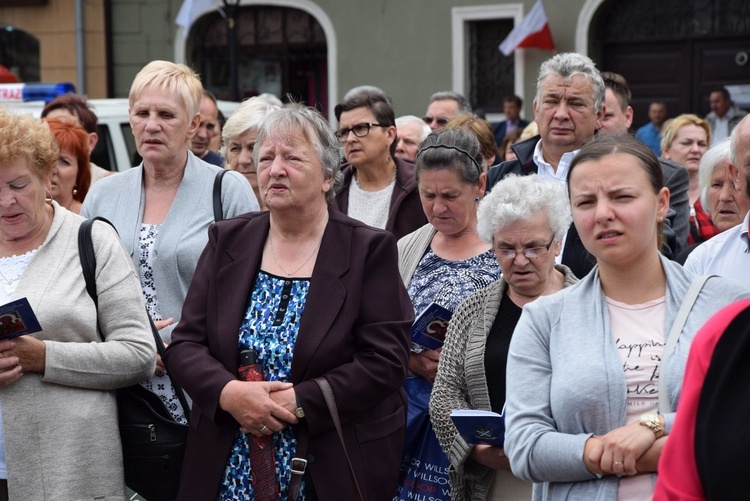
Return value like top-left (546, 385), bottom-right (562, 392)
top-left (499, 0), bottom-right (556, 56)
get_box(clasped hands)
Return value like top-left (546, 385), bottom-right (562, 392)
top-left (584, 420), bottom-right (666, 477)
top-left (219, 379), bottom-right (298, 438)
top-left (0, 337), bottom-right (46, 388)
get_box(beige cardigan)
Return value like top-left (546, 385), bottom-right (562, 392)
top-left (0, 203), bottom-right (155, 500)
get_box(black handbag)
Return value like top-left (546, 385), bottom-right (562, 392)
top-left (78, 217), bottom-right (190, 501)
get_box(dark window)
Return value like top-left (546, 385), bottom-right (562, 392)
top-left (0, 24), bottom-right (39, 82)
top-left (468, 18), bottom-right (515, 116)
top-left (188, 6), bottom-right (327, 113)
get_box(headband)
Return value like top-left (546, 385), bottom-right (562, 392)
top-left (416, 144), bottom-right (482, 175)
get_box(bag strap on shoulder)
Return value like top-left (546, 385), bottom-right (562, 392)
top-left (213, 169), bottom-right (228, 223)
top-left (658, 274), bottom-right (715, 414)
top-left (77, 217), bottom-right (191, 421)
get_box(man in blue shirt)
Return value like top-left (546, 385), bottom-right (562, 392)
top-left (635, 101), bottom-right (668, 156)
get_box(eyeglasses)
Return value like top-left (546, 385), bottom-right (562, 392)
top-left (493, 236), bottom-right (556, 261)
top-left (334, 122), bottom-right (387, 142)
top-left (422, 116), bottom-right (449, 128)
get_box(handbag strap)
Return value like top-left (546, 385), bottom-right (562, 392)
top-left (77, 217), bottom-right (191, 420)
top-left (288, 377), bottom-right (364, 501)
top-left (213, 169), bottom-right (228, 222)
top-left (313, 377), bottom-right (363, 500)
top-left (658, 274), bottom-right (714, 414)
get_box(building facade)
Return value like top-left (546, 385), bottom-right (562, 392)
top-left (1, 0), bottom-right (747, 126)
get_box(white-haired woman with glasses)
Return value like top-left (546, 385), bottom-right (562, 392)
top-left (221, 96), bottom-right (280, 208)
top-left (394, 128), bottom-right (501, 500)
top-left (333, 91), bottom-right (427, 240)
top-left (429, 174), bottom-right (577, 501)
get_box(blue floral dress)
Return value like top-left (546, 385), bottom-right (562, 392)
top-left (219, 271), bottom-right (310, 501)
top-left (407, 247), bottom-right (500, 351)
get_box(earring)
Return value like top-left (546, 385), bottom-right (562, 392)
top-left (45, 191), bottom-right (53, 204)
top-left (474, 197), bottom-right (480, 202)
top-left (72, 186), bottom-right (78, 197)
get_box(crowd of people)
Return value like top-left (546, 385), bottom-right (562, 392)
top-left (0, 51), bottom-right (748, 501)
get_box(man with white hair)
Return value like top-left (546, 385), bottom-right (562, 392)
top-left (486, 52), bottom-right (605, 277)
top-left (683, 115), bottom-right (750, 282)
top-left (395, 115), bottom-right (430, 161)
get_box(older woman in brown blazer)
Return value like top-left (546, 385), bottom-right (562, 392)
top-left (164, 105), bottom-right (412, 500)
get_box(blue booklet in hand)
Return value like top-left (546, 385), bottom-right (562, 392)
top-left (450, 408), bottom-right (506, 447)
top-left (411, 302), bottom-right (452, 350)
top-left (0, 297), bottom-right (42, 340)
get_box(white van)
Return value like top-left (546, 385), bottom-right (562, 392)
top-left (2, 88), bottom-right (239, 173)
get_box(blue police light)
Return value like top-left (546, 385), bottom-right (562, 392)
top-left (0, 82), bottom-right (76, 103)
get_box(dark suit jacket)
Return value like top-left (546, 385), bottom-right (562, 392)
top-left (492, 119), bottom-right (530, 146)
top-left (334, 156), bottom-right (427, 240)
top-left (486, 135), bottom-right (686, 277)
top-left (163, 209), bottom-right (413, 501)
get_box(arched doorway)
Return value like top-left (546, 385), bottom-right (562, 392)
top-left (586, 0), bottom-right (750, 127)
top-left (0, 24), bottom-right (39, 82)
top-left (187, 5), bottom-right (328, 115)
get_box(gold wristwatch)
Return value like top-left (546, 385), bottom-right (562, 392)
top-left (638, 412), bottom-right (664, 439)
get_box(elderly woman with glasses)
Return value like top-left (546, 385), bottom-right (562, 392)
top-left (333, 91), bottom-right (427, 240)
top-left (394, 128), bottom-right (501, 500)
top-left (221, 96), bottom-right (280, 208)
top-left (429, 174), bottom-right (577, 501)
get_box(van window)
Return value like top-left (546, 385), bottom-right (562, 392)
top-left (92, 124), bottom-right (116, 172)
top-left (121, 123), bottom-right (142, 167)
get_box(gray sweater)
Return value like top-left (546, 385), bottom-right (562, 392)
top-left (2, 204), bottom-right (155, 500)
top-left (81, 151), bottom-right (258, 341)
top-left (430, 267), bottom-right (578, 501)
top-left (504, 256), bottom-right (750, 500)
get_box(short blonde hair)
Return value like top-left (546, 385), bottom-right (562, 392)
top-left (0, 108), bottom-right (58, 181)
top-left (129, 60), bottom-right (203, 117)
top-left (661, 113), bottom-right (711, 155)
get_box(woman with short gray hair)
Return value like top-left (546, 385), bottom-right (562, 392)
top-left (165, 105), bottom-right (411, 499)
top-left (429, 173), bottom-right (577, 500)
top-left (697, 138), bottom-right (749, 232)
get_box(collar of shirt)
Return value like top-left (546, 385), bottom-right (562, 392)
top-left (741, 210), bottom-right (750, 252)
top-left (533, 140), bottom-right (580, 186)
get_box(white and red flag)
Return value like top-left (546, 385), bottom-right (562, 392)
top-left (499, 0), bottom-right (556, 56)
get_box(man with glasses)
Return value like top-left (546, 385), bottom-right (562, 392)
top-left (422, 91), bottom-right (471, 131)
top-left (486, 52), bottom-right (605, 278)
top-left (333, 91), bottom-right (427, 239)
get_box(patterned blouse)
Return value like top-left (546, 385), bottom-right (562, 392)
top-left (407, 247), bottom-right (500, 351)
top-left (137, 224), bottom-right (187, 424)
top-left (219, 271), bottom-right (310, 500)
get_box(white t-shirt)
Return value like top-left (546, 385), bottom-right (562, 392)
top-left (347, 178), bottom-right (395, 230)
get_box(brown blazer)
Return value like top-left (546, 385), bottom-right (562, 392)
top-left (163, 208), bottom-right (413, 500)
top-left (334, 156), bottom-right (428, 241)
